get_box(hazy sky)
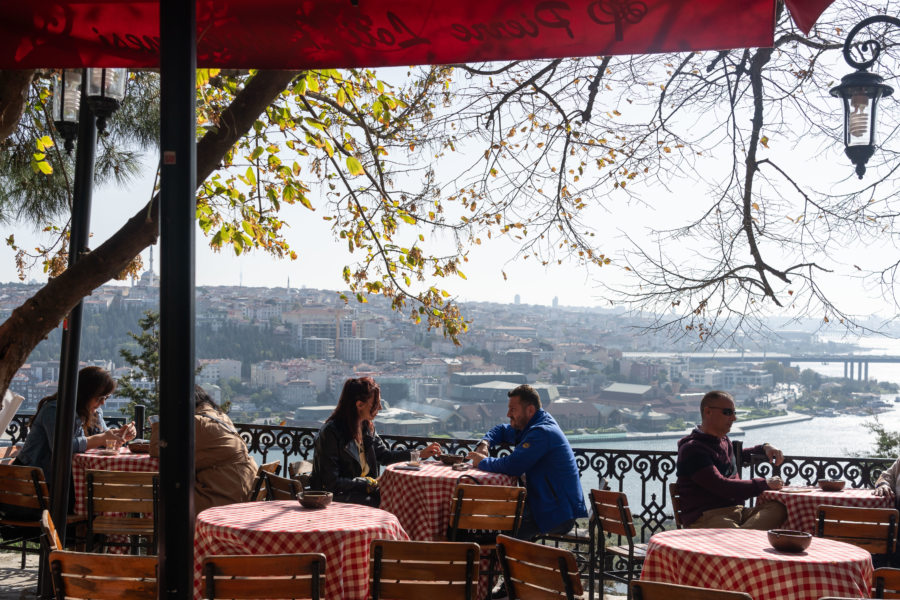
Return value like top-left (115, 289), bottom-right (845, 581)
top-left (0, 153), bottom-right (610, 308)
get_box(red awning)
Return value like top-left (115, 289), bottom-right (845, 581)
top-left (0, 0), bottom-right (834, 70)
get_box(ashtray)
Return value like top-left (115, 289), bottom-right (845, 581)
top-left (128, 441), bottom-right (150, 454)
top-left (437, 454), bottom-right (464, 466)
top-left (297, 491), bottom-right (332, 509)
top-left (767, 529), bottom-right (812, 553)
top-left (98, 449), bottom-right (119, 456)
top-left (818, 479), bottom-right (846, 492)
top-left (451, 463), bottom-right (471, 471)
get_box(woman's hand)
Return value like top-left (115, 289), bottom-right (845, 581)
top-left (420, 442), bottom-right (441, 459)
top-left (116, 421), bottom-right (137, 442)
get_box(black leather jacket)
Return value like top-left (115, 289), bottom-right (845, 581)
top-left (309, 420), bottom-right (409, 502)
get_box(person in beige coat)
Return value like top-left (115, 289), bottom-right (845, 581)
top-left (150, 386), bottom-right (258, 519)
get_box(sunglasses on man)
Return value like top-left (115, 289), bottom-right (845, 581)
top-left (708, 406), bottom-right (735, 416)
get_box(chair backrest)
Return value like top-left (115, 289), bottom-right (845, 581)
top-left (289, 460), bottom-right (313, 489)
top-left (496, 534), bottom-right (583, 600)
top-left (49, 549), bottom-right (157, 600)
top-left (203, 553), bottom-right (326, 600)
top-left (41, 510), bottom-right (61, 552)
top-left (369, 539), bottom-right (479, 600)
top-left (631, 581), bottom-right (753, 600)
top-left (591, 488), bottom-right (636, 540)
top-left (449, 484), bottom-right (526, 538)
top-left (264, 472), bottom-right (301, 501)
top-left (86, 470), bottom-right (159, 516)
top-left (816, 504), bottom-right (899, 555)
top-left (874, 566), bottom-right (900, 598)
top-left (0, 463), bottom-right (49, 519)
top-left (252, 461), bottom-right (282, 500)
top-left (669, 482), bottom-right (684, 529)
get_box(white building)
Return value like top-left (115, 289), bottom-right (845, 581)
top-left (197, 358), bottom-right (242, 384)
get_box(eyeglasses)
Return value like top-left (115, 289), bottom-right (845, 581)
top-left (708, 406), bottom-right (736, 416)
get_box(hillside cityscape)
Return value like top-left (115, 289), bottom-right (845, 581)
top-left (3, 268), bottom-right (895, 438)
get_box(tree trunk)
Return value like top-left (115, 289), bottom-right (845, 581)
top-left (0, 70), bottom-right (299, 398)
top-left (0, 70), bottom-right (33, 142)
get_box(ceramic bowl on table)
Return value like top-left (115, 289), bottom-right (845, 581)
top-left (437, 454), bottom-right (464, 466)
top-left (297, 491), bottom-right (332, 509)
top-left (767, 529), bottom-right (812, 553)
top-left (817, 479), bottom-right (846, 492)
top-left (127, 439), bottom-right (150, 454)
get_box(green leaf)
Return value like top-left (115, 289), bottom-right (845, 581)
top-left (346, 157), bottom-right (364, 176)
top-left (245, 167), bottom-right (257, 186)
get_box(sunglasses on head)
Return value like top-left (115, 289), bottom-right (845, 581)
top-left (709, 406), bottom-right (735, 416)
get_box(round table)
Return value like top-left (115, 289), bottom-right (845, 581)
top-left (640, 528), bottom-right (873, 600)
top-left (379, 461), bottom-right (518, 541)
top-left (759, 486), bottom-right (894, 534)
top-left (193, 500), bottom-right (409, 600)
top-left (72, 447), bottom-right (159, 515)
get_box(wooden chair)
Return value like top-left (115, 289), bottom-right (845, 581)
top-left (369, 539), bottom-right (479, 600)
top-left (0, 463), bottom-right (50, 567)
top-left (49, 549), bottom-right (157, 600)
top-left (447, 483), bottom-right (526, 592)
top-left (251, 461), bottom-right (281, 501)
top-left (630, 581), bottom-right (753, 600)
top-left (41, 509), bottom-right (61, 552)
top-left (496, 534), bottom-right (583, 600)
top-left (815, 504), bottom-right (899, 556)
top-left (261, 471), bottom-right (302, 501)
top-left (590, 489), bottom-right (647, 600)
top-left (202, 553), bottom-right (326, 599)
top-left (874, 566), bottom-right (900, 598)
top-left (289, 460), bottom-right (313, 490)
top-left (669, 482), bottom-right (684, 529)
top-left (86, 470), bottom-right (158, 554)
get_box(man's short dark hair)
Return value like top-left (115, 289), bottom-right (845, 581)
top-left (700, 390), bottom-right (734, 418)
top-left (508, 384), bottom-right (541, 410)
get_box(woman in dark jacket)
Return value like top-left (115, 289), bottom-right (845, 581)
top-left (310, 377), bottom-right (440, 506)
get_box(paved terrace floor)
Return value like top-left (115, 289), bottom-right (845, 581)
top-left (0, 552), bottom-right (38, 600)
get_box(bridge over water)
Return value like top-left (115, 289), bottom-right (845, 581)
top-left (625, 353), bottom-right (900, 381)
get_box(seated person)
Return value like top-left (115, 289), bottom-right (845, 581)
top-left (874, 458), bottom-right (900, 500)
top-left (309, 377), bottom-right (440, 507)
top-left (676, 390), bottom-right (787, 529)
top-left (151, 386), bottom-right (258, 520)
top-left (467, 384), bottom-right (588, 541)
top-left (12, 366), bottom-right (134, 517)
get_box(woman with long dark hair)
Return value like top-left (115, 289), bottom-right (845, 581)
top-left (16, 366), bottom-right (136, 487)
top-left (310, 377), bottom-right (440, 506)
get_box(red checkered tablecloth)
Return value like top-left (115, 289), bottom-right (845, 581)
top-left (379, 461), bottom-right (518, 542)
top-left (641, 528), bottom-right (873, 600)
top-left (759, 486), bottom-right (894, 534)
top-left (72, 448), bottom-right (159, 515)
top-left (193, 500), bottom-right (409, 600)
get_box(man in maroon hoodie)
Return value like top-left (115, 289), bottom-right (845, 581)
top-left (676, 390), bottom-right (788, 529)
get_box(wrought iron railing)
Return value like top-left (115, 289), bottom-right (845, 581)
top-left (5, 415), bottom-right (895, 540)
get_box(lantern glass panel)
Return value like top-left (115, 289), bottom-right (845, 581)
top-left (85, 68), bottom-right (127, 101)
top-left (846, 91), bottom-right (875, 147)
top-left (52, 70), bottom-right (82, 124)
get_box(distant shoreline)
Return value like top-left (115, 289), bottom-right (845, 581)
top-left (563, 412), bottom-right (814, 443)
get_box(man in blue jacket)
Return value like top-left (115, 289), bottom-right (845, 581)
top-left (467, 384), bottom-right (588, 541)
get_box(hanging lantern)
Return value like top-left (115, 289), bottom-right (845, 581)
top-left (830, 70), bottom-right (893, 179)
top-left (51, 70), bottom-right (82, 154)
top-left (830, 15), bottom-right (900, 179)
top-left (85, 68), bottom-right (127, 134)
